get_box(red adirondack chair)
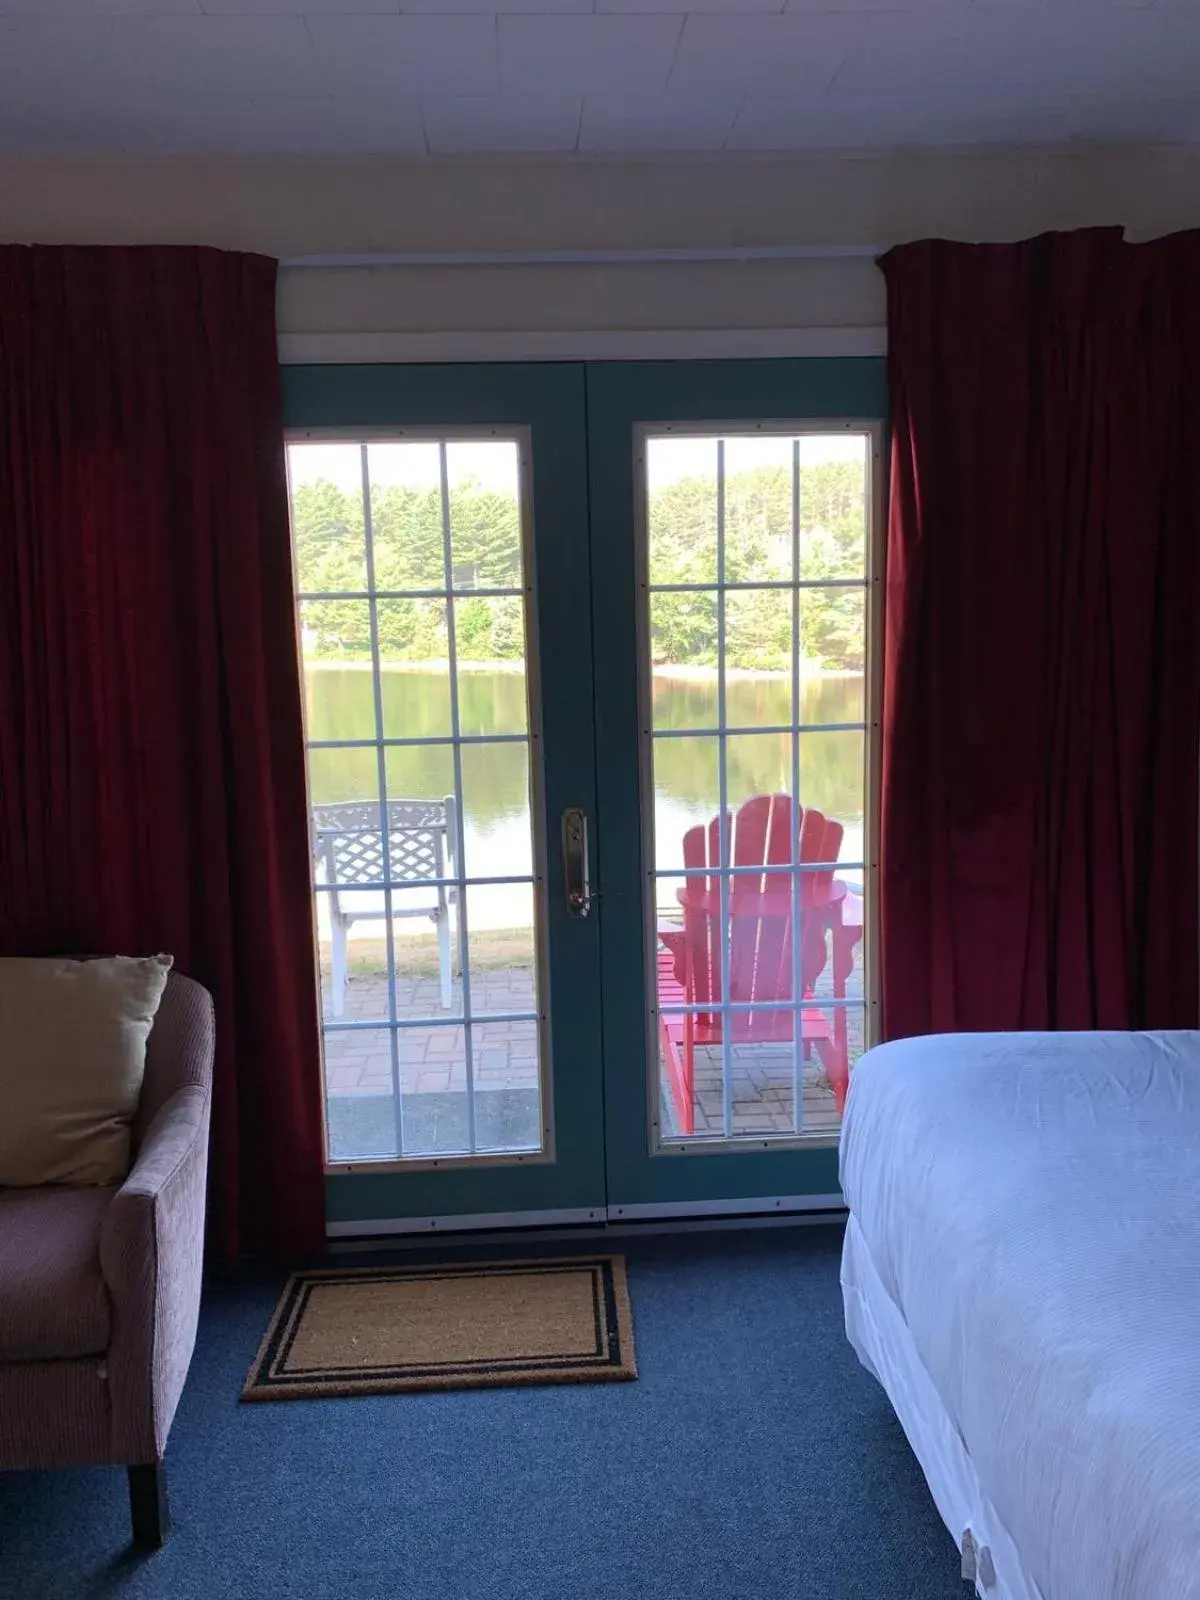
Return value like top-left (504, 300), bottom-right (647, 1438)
top-left (657, 793), bottom-right (860, 1134)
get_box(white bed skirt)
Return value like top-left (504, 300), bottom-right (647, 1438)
top-left (840, 1214), bottom-right (1045, 1600)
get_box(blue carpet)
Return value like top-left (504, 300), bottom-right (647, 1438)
top-left (0, 1225), bottom-right (962, 1600)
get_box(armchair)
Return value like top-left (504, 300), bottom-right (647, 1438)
top-left (0, 970), bottom-right (214, 1548)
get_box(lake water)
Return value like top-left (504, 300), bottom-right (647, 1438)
top-left (306, 666), bottom-right (865, 932)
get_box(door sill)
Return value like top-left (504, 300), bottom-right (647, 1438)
top-left (325, 1206), bottom-right (605, 1241)
top-left (325, 1194), bottom-right (846, 1249)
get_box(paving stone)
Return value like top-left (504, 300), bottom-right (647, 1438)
top-left (323, 965), bottom-right (860, 1141)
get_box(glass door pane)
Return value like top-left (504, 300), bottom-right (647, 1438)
top-left (283, 363), bottom-right (605, 1234)
top-left (292, 435), bottom-right (546, 1165)
top-left (646, 431), bottom-right (870, 1145)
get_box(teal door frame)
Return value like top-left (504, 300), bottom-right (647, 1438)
top-left (283, 365), bottom-right (607, 1232)
top-left (586, 359), bottom-right (888, 1214)
top-left (284, 358), bottom-right (886, 1235)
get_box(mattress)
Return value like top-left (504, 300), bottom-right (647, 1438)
top-left (840, 1030), bottom-right (1200, 1600)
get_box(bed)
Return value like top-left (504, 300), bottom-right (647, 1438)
top-left (839, 1029), bottom-right (1200, 1600)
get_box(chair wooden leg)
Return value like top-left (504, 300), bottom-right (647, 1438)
top-left (128, 1461), bottom-right (170, 1550)
top-left (682, 1012), bottom-right (695, 1135)
top-left (436, 905), bottom-right (453, 1010)
top-left (814, 1036), bottom-right (849, 1114)
top-left (330, 918), bottom-right (348, 1017)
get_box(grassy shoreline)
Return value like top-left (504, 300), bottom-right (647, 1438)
top-left (319, 929), bottom-right (530, 981)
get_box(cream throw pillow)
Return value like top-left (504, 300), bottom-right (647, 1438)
top-left (0, 954), bottom-right (173, 1187)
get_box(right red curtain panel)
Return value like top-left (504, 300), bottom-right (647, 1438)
top-left (880, 228), bottom-right (1200, 1040)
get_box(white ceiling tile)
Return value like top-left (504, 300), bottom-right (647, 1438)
top-left (405, 0), bottom-right (588, 13)
top-left (970, 0), bottom-right (1152, 10)
top-left (822, 16), bottom-right (1010, 95)
top-left (599, 0), bottom-right (781, 14)
top-left (1079, 8), bottom-right (1200, 91)
top-left (729, 92), bottom-right (1005, 149)
top-left (499, 15), bottom-right (685, 92)
top-left (306, 14), bottom-right (499, 93)
top-left (728, 95), bottom-right (890, 149)
top-left (579, 92), bottom-right (741, 148)
top-left (730, 86), bottom-right (1177, 150)
top-left (1048, 94), bottom-right (1182, 140)
top-left (0, 23), bottom-right (79, 92)
top-left (784, 0), bottom-right (964, 11)
top-left (0, 93), bottom-right (426, 152)
top-left (830, 10), bottom-right (1200, 98)
top-left (198, 0), bottom-right (399, 13)
top-left (0, 16), bottom-right (322, 95)
top-left (667, 14), bottom-right (852, 93)
top-left (0, 0), bottom-right (1197, 154)
top-left (213, 96), bottom-right (425, 150)
top-left (0, 0), bottom-right (199, 12)
top-left (1151, 100), bottom-right (1200, 138)
top-left (423, 94), bottom-right (582, 150)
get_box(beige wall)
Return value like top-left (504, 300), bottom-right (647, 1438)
top-left (1, 147), bottom-right (1197, 359)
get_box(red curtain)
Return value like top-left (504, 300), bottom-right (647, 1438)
top-left (881, 228), bottom-right (1200, 1040)
top-left (0, 246), bottom-right (325, 1261)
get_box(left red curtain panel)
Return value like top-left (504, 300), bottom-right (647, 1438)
top-left (0, 245), bottom-right (325, 1262)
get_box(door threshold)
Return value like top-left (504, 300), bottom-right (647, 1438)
top-left (325, 1195), bottom-right (847, 1253)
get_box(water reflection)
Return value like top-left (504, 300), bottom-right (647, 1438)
top-left (306, 667), bottom-right (865, 887)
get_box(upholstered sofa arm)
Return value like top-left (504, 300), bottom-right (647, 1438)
top-left (99, 995), bottom-right (213, 1464)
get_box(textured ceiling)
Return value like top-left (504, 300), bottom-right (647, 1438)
top-left (0, 1), bottom-right (1198, 156)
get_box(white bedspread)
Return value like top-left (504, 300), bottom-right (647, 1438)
top-left (840, 1030), bottom-right (1200, 1600)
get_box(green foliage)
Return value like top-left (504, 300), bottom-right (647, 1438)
top-left (292, 462), bottom-right (866, 673)
top-left (646, 463), bottom-right (866, 673)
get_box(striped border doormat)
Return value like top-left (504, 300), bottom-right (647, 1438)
top-left (242, 1256), bottom-right (636, 1401)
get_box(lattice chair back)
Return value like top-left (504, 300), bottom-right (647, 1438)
top-left (312, 798), bottom-right (458, 918)
top-left (311, 796), bottom-right (460, 1016)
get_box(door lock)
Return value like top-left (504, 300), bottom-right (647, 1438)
top-left (562, 808), bottom-right (591, 918)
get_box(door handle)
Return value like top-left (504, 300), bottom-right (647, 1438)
top-left (562, 807), bottom-right (591, 918)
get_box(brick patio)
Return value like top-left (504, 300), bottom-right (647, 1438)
top-left (319, 942), bottom-right (865, 1159)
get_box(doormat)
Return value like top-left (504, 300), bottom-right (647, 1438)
top-left (242, 1256), bottom-right (636, 1401)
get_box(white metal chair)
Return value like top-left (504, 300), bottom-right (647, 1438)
top-left (312, 797), bottom-right (459, 1015)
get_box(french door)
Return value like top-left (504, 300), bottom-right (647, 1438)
top-left (588, 361), bottom-right (883, 1216)
top-left (282, 359), bottom-right (885, 1236)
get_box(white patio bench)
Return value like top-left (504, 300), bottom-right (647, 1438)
top-left (312, 797), bottom-right (459, 1016)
